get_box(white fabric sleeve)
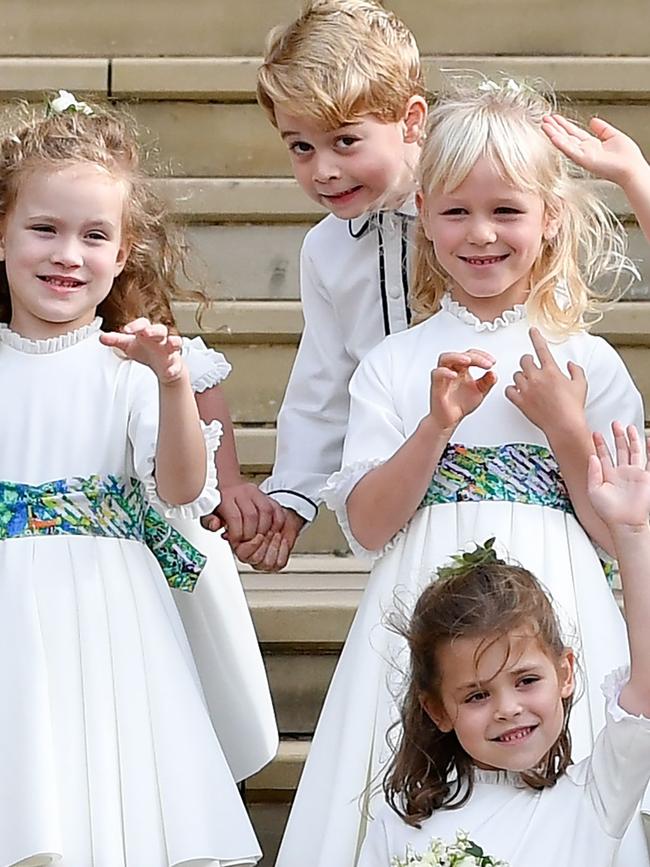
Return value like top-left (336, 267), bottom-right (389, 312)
top-left (588, 667), bottom-right (650, 838)
top-left (356, 807), bottom-right (392, 867)
top-left (181, 335), bottom-right (232, 393)
top-left (321, 341), bottom-right (408, 558)
top-left (260, 237), bottom-right (359, 522)
top-left (126, 362), bottom-right (222, 518)
top-left (584, 337), bottom-right (645, 452)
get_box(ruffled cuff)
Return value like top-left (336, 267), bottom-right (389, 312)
top-left (602, 666), bottom-right (650, 722)
top-left (321, 458), bottom-right (407, 560)
top-left (182, 335), bottom-right (232, 393)
top-left (143, 419), bottom-right (222, 519)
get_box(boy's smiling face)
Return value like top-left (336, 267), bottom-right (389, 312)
top-left (275, 102), bottom-right (424, 219)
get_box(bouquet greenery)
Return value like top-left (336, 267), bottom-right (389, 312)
top-left (391, 830), bottom-right (508, 867)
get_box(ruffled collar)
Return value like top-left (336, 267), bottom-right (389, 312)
top-left (472, 767), bottom-right (526, 787)
top-left (440, 293), bottom-right (527, 333)
top-left (0, 317), bottom-right (102, 354)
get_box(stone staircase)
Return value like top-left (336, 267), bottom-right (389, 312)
top-left (3, 1), bottom-right (650, 863)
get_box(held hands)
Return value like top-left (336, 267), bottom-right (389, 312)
top-left (588, 422), bottom-right (650, 532)
top-left (201, 482), bottom-right (286, 542)
top-left (100, 318), bottom-right (185, 384)
top-left (232, 507), bottom-right (305, 572)
top-left (542, 113), bottom-right (647, 187)
top-left (506, 328), bottom-right (587, 435)
top-left (429, 349), bottom-right (497, 431)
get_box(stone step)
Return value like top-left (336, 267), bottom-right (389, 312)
top-left (6, 55), bottom-right (650, 101)
top-left (2, 2), bottom-right (649, 56)
top-left (108, 56), bottom-right (650, 100)
top-left (241, 555), bottom-right (369, 645)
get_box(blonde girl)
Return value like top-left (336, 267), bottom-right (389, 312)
top-left (280, 77), bottom-right (645, 867)
top-left (0, 101), bottom-right (261, 865)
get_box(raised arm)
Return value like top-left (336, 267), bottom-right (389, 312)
top-left (588, 422), bottom-right (650, 716)
top-left (102, 318), bottom-right (207, 504)
top-left (344, 348), bottom-right (496, 552)
top-left (542, 114), bottom-right (650, 244)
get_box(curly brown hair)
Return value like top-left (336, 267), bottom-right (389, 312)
top-left (384, 558), bottom-right (574, 827)
top-left (0, 100), bottom-right (202, 331)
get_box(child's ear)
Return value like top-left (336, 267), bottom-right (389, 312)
top-left (558, 649), bottom-right (575, 699)
top-left (420, 693), bottom-right (453, 733)
top-left (113, 240), bottom-right (130, 278)
top-left (402, 96), bottom-right (427, 145)
top-left (543, 204), bottom-right (562, 243)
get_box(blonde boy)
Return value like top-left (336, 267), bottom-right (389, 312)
top-left (235, 0), bottom-right (427, 572)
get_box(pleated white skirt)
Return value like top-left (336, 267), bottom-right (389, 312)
top-left (0, 534), bottom-right (261, 867)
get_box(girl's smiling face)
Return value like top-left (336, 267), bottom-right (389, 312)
top-left (423, 627), bottom-right (574, 772)
top-left (0, 163), bottom-right (129, 339)
top-left (418, 156), bottom-right (556, 321)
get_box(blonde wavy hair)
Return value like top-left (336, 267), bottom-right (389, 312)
top-left (411, 76), bottom-right (634, 336)
top-left (0, 100), bottom-right (203, 331)
top-left (256, 0), bottom-right (425, 129)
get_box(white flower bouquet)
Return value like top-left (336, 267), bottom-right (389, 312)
top-left (391, 830), bottom-right (508, 867)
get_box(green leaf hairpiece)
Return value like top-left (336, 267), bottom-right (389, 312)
top-left (436, 537), bottom-right (503, 581)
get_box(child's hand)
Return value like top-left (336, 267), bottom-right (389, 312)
top-left (100, 318), bottom-right (185, 384)
top-left (588, 422), bottom-right (650, 532)
top-left (429, 349), bottom-right (497, 432)
top-left (201, 483), bottom-right (286, 543)
top-left (233, 508), bottom-right (304, 572)
top-left (505, 328), bottom-right (587, 435)
top-left (542, 113), bottom-right (647, 187)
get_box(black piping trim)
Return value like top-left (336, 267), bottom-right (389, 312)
top-left (377, 212), bottom-right (390, 336)
top-left (348, 217), bottom-right (371, 239)
top-left (400, 215), bottom-right (411, 325)
top-left (266, 489), bottom-right (319, 511)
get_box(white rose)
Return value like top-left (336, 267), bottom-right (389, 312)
top-left (50, 89), bottom-right (93, 116)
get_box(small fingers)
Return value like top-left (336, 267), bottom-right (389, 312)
top-left (123, 317), bottom-right (152, 335)
top-left (612, 420), bottom-right (630, 467)
top-left (475, 369), bottom-right (497, 396)
top-left (504, 384), bottom-right (523, 407)
top-left (200, 512), bottom-right (223, 533)
top-left (587, 453), bottom-right (604, 493)
top-left (592, 430), bottom-right (614, 476)
top-left (529, 328), bottom-right (556, 367)
top-left (518, 353), bottom-right (538, 376)
top-left (437, 349), bottom-right (495, 372)
top-left (627, 424), bottom-right (644, 468)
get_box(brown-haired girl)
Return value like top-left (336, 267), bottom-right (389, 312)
top-left (0, 97), bottom-right (263, 864)
top-left (358, 424), bottom-right (650, 867)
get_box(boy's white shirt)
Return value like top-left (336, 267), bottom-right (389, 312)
top-left (260, 199), bottom-right (417, 521)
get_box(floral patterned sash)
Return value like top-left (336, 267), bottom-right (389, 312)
top-left (419, 442), bottom-right (618, 587)
top-left (0, 475), bottom-right (206, 592)
top-left (421, 442), bottom-right (573, 512)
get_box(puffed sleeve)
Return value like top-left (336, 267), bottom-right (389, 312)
top-left (260, 234), bottom-right (359, 522)
top-left (583, 336), bottom-right (645, 453)
top-left (181, 335), bottom-right (232, 393)
top-left (321, 338), bottom-right (406, 557)
top-left (126, 362), bottom-right (221, 518)
top-left (588, 667), bottom-right (650, 838)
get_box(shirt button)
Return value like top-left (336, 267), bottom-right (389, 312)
top-left (388, 284), bottom-right (402, 299)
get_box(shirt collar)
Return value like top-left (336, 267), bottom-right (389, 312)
top-left (347, 193), bottom-right (418, 239)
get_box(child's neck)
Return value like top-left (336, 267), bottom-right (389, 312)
top-left (9, 309), bottom-right (98, 341)
top-left (449, 284), bottom-right (530, 324)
